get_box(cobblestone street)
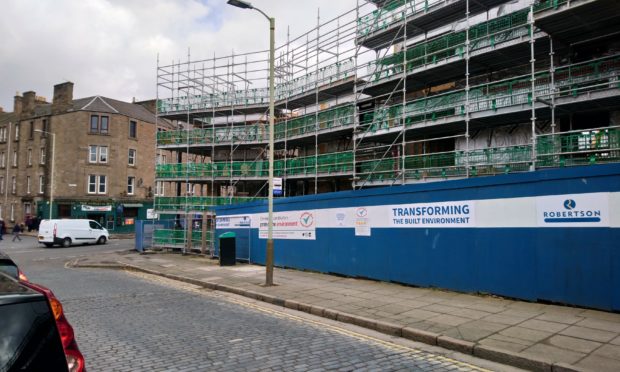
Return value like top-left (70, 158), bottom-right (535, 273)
top-left (4, 238), bottom-right (514, 371)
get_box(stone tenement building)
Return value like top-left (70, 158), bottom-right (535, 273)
top-left (0, 82), bottom-right (171, 232)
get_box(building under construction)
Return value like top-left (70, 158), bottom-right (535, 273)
top-left (153, 0), bottom-right (620, 251)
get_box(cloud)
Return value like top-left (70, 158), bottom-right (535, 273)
top-left (0, 0), bottom-right (357, 110)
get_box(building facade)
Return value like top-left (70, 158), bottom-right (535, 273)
top-left (0, 82), bottom-right (170, 232)
top-left (154, 0), bottom-right (620, 248)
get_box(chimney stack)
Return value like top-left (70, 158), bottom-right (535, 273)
top-left (13, 94), bottom-right (23, 116)
top-left (22, 91), bottom-right (36, 116)
top-left (52, 82), bottom-right (74, 114)
top-left (135, 99), bottom-right (157, 114)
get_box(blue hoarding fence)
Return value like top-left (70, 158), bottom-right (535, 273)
top-left (214, 164), bottom-right (620, 311)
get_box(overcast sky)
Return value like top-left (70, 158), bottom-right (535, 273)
top-left (0, 0), bottom-right (357, 111)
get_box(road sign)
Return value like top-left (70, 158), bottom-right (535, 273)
top-left (273, 177), bottom-right (283, 196)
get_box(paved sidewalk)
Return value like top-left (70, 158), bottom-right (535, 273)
top-left (71, 251), bottom-right (620, 372)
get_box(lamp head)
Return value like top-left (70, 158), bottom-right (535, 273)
top-left (227, 0), bottom-right (253, 9)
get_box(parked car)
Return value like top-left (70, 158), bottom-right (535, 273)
top-left (0, 250), bottom-right (85, 371)
top-left (0, 250), bottom-right (29, 281)
top-left (38, 219), bottom-right (109, 248)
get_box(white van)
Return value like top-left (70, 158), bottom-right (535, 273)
top-left (38, 219), bottom-right (109, 248)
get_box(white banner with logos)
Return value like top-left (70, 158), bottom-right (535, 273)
top-left (257, 210), bottom-right (316, 240)
top-left (216, 192), bottom-right (618, 240)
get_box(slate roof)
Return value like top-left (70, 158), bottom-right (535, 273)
top-left (6, 96), bottom-right (172, 128)
top-left (0, 111), bottom-right (17, 125)
top-left (72, 96), bottom-right (158, 124)
top-left (6, 96), bottom-right (172, 127)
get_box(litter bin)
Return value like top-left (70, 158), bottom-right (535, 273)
top-left (219, 232), bottom-right (236, 266)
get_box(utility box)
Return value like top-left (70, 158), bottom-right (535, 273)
top-left (219, 232), bottom-right (236, 266)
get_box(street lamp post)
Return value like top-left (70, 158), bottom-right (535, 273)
top-left (34, 130), bottom-right (55, 219)
top-left (228, 0), bottom-right (276, 286)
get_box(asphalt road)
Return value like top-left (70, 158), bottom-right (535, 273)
top-left (2, 237), bottom-right (517, 371)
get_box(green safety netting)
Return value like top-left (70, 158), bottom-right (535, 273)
top-left (533, 0), bottom-right (568, 12)
top-left (369, 8), bottom-right (531, 82)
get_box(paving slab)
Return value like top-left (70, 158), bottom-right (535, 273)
top-left (485, 334), bottom-right (536, 347)
top-left (71, 251), bottom-right (620, 372)
top-left (498, 326), bottom-right (553, 343)
top-left (441, 324), bottom-right (498, 342)
top-left (519, 319), bottom-right (570, 334)
top-left (592, 344), bottom-right (620, 361)
top-left (576, 318), bottom-right (620, 334)
top-left (478, 338), bottom-right (530, 353)
top-left (522, 344), bottom-right (586, 364)
top-left (462, 319), bottom-right (510, 333)
top-left (575, 354), bottom-right (620, 372)
top-left (399, 308), bottom-right (438, 320)
top-left (580, 309), bottom-right (620, 322)
top-left (547, 335), bottom-right (602, 354)
top-left (426, 314), bottom-right (472, 327)
top-left (559, 325), bottom-right (618, 343)
top-left (482, 312), bottom-right (534, 326)
top-left (534, 312), bottom-right (584, 325)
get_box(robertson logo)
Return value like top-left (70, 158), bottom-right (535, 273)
top-left (564, 199), bottom-right (576, 210)
top-left (543, 199), bottom-right (601, 223)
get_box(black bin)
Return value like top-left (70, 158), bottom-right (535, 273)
top-left (219, 232), bottom-right (236, 266)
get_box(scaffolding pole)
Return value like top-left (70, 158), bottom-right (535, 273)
top-left (529, 4), bottom-right (537, 171)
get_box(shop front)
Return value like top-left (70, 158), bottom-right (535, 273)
top-left (36, 200), bottom-right (153, 234)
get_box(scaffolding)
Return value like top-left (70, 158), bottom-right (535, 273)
top-left (154, 0), bottom-right (620, 250)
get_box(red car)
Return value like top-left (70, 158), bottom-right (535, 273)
top-left (0, 250), bottom-right (85, 372)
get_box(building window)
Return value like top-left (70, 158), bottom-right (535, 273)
top-left (186, 183), bottom-right (196, 196)
top-left (24, 202), bottom-right (31, 216)
top-left (0, 177), bottom-right (4, 194)
top-left (42, 119), bottom-right (48, 133)
top-left (40, 148), bottom-right (46, 164)
top-left (14, 124), bottom-right (19, 141)
top-left (29, 121), bottom-right (34, 139)
top-left (99, 175), bottom-right (106, 193)
top-left (12, 151), bottom-right (17, 167)
top-left (39, 175), bottom-right (44, 194)
top-left (89, 146), bottom-right (97, 163)
top-left (88, 145), bottom-right (108, 163)
top-left (26, 176), bottom-right (31, 194)
top-left (100, 146), bottom-right (108, 163)
top-left (27, 149), bottom-right (32, 166)
top-left (129, 120), bottom-right (137, 138)
top-left (88, 175), bottom-right (96, 194)
top-left (128, 149), bottom-right (136, 166)
top-left (90, 115), bottom-right (98, 133)
top-left (88, 175), bottom-right (107, 194)
top-left (0, 152), bottom-right (5, 168)
top-left (127, 177), bottom-right (135, 195)
top-left (10, 204), bottom-right (14, 222)
top-left (0, 127), bottom-right (6, 142)
top-left (155, 181), bottom-right (165, 196)
top-left (156, 154), bottom-right (167, 164)
top-left (101, 116), bottom-right (109, 134)
top-left (90, 115), bottom-right (109, 134)
top-left (11, 176), bottom-right (16, 194)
